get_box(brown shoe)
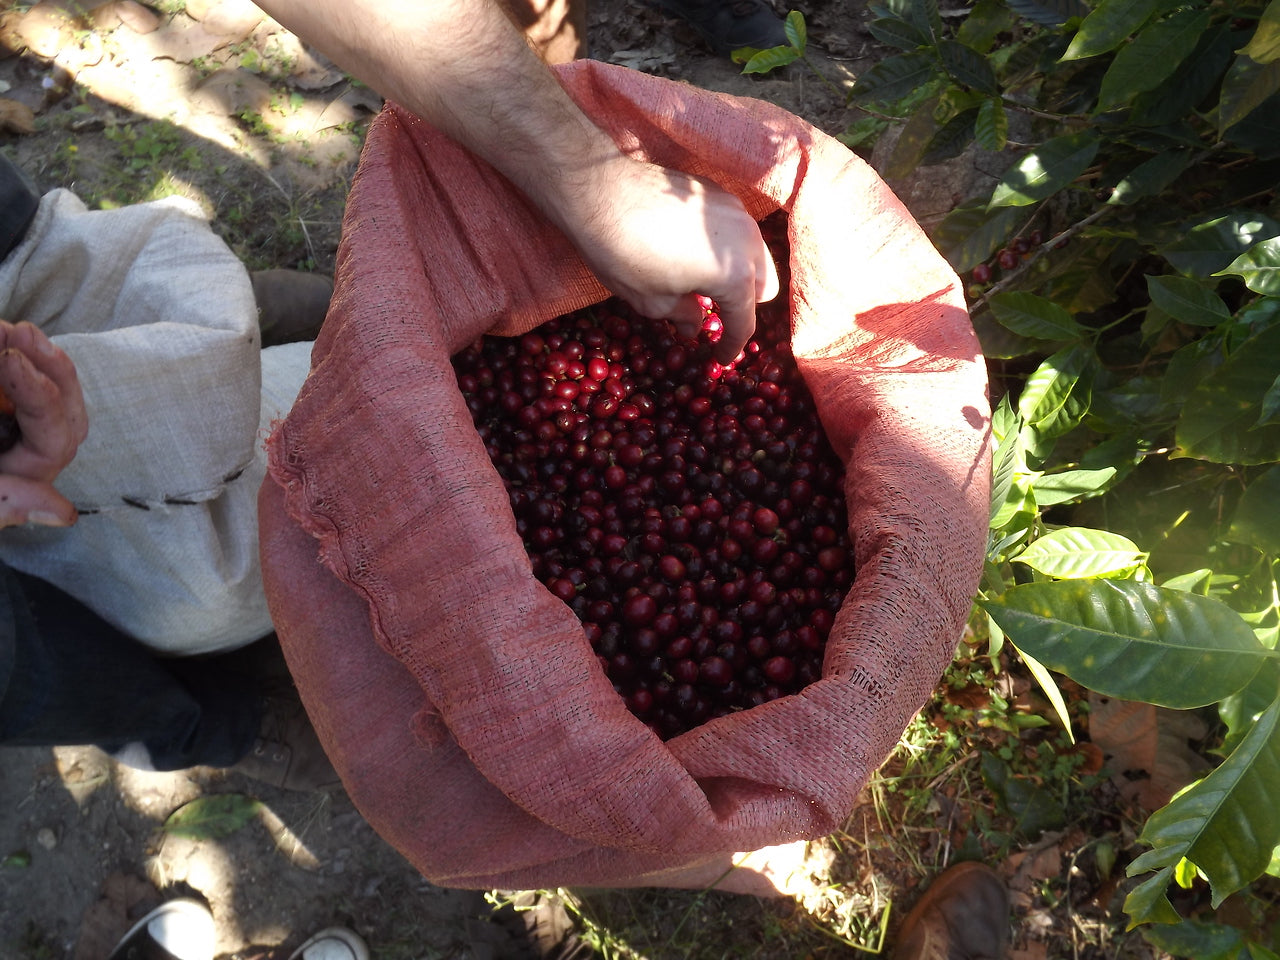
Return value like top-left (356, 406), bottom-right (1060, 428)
top-left (250, 269), bottom-right (333, 346)
top-left (896, 861), bottom-right (1010, 960)
top-left (228, 691), bottom-right (342, 793)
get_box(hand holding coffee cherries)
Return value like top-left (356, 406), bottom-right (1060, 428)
top-left (0, 321), bottom-right (87, 529)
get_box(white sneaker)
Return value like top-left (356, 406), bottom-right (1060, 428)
top-left (106, 898), bottom-right (215, 960)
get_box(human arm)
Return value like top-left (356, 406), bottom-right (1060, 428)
top-left (0, 322), bottom-right (87, 528)
top-left (251, 0), bottom-right (778, 361)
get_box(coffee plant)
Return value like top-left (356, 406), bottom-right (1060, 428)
top-left (748, 0), bottom-right (1280, 952)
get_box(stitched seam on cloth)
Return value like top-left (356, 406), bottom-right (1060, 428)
top-left (71, 459), bottom-right (253, 514)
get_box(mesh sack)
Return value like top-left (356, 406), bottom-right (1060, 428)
top-left (259, 60), bottom-right (991, 890)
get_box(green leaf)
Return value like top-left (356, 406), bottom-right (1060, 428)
top-left (1124, 865), bottom-right (1182, 927)
top-left (1108, 151), bottom-right (1192, 206)
top-left (1215, 236), bottom-right (1280, 295)
top-left (1015, 527), bottom-right (1147, 579)
top-left (1033, 466), bottom-right (1119, 505)
top-left (1161, 212), bottom-right (1280, 278)
top-left (932, 204), bottom-right (1024, 273)
top-left (1240, 0), bottom-right (1280, 64)
top-left (1145, 276), bottom-right (1233, 327)
top-left (989, 412), bottom-right (1021, 523)
top-left (981, 580), bottom-right (1266, 709)
top-left (1260, 374), bottom-right (1280, 427)
top-left (1096, 8), bottom-right (1210, 113)
top-left (921, 108), bottom-right (978, 165)
top-left (162, 794), bottom-right (263, 840)
top-left (1176, 321), bottom-right (1280, 464)
top-left (1128, 692), bottom-right (1280, 908)
top-left (1061, 0), bottom-right (1158, 61)
top-left (849, 52), bottom-right (938, 104)
top-left (1, 850), bottom-right (31, 868)
top-left (980, 753), bottom-right (1066, 838)
top-left (989, 291), bottom-right (1086, 341)
top-left (783, 10), bottom-right (806, 51)
top-left (885, 96), bottom-right (942, 179)
top-left (1131, 24), bottom-right (1237, 127)
top-left (990, 132), bottom-right (1100, 207)
top-left (1005, 0), bottom-right (1087, 27)
top-left (906, 0), bottom-right (943, 43)
top-left (1221, 661), bottom-right (1280, 756)
top-left (1014, 643), bottom-right (1076, 741)
top-left (868, 17), bottom-right (928, 50)
top-left (1140, 919), bottom-right (1247, 960)
top-left (741, 45), bottom-right (801, 74)
top-left (937, 40), bottom-right (999, 94)
top-left (1219, 53), bottom-right (1280, 134)
top-left (1017, 343), bottom-right (1093, 427)
top-left (1227, 465), bottom-right (1280, 554)
top-left (974, 97), bottom-right (1008, 152)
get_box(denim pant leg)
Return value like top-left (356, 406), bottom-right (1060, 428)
top-left (0, 564), bottom-right (261, 770)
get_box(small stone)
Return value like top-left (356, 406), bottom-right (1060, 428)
top-left (36, 827), bottom-right (57, 851)
top-left (14, 2), bottom-right (82, 59)
top-left (90, 0), bottom-right (161, 35)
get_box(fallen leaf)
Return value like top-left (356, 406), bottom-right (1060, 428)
top-left (1088, 693), bottom-right (1210, 811)
top-left (162, 794), bottom-right (262, 840)
top-left (0, 97), bottom-right (35, 134)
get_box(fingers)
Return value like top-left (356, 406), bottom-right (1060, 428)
top-left (0, 475), bottom-right (77, 528)
top-left (0, 322), bottom-right (87, 481)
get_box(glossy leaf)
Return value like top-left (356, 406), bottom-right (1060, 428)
top-left (1013, 643), bottom-right (1076, 741)
top-left (1124, 865), bottom-right (1183, 927)
top-left (1260, 374), bottom-right (1280, 427)
top-left (1240, 0), bottom-right (1280, 64)
top-left (989, 291), bottom-right (1085, 340)
top-left (1227, 465), bottom-right (1280, 554)
top-left (1005, 0), bottom-right (1087, 27)
top-left (1219, 53), bottom-right (1280, 134)
top-left (1032, 466), bottom-right (1119, 505)
top-left (1015, 527), bottom-right (1146, 579)
top-left (1160, 212), bottom-right (1280, 277)
top-left (1215, 236), bottom-right (1280, 295)
top-left (1108, 151), bottom-right (1192, 206)
top-left (783, 10), bottom-right (806, 51)
top-left (849, 52), bottom-right (938, 104)
top-left (922, 108), bottom-right (978, 165)
top-left (741, 45), bottom-right (801, 74)
top-left (1176, 321), bottom-right (1280, 464)
top-left (1096, 8), bottom-right (1210, 113)
top-left (933, 204), bottom-right (1024, 272)
top-left (163, 794), bottom-right (263, 840)
top-left (1140, 919), bottom-right (1250, 959)
top-left (868, 17), bottom-right (926, 50)
top-left (1128, 693), bottom-right (1280, 908)
top-left (1017, 343), bottom-right (1092, 427)
top-left (990, 132), bottom-right (1100, 207)
top-left (1145, 275), bottom-right (1232, 326)
top-left (1061, 0), bottom-right (1158, 61)
top-left (982, 580), bottom-right (1266, 709)
top-left (938, 39), bottom-right (999, 94)
top-left (974, 96), bottom-right (1008, 151)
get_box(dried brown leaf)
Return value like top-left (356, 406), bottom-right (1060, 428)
top-left (0, 98), bottom-right (36, 134)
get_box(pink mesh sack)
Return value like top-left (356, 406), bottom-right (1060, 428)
top-left (259, 60), bottom-right (990, 890)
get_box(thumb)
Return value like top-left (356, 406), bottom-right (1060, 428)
top-left (0, 477), bottom-right (76, 529)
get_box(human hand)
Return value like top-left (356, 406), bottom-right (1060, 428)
top-left (0, 321), bottom-right (87, 528)
top-left (562, 158), bottom-right (780, 365)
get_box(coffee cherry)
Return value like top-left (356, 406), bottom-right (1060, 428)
top-left (450, 215), bottom-right (852, 739)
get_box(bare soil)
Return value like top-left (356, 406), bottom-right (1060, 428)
top-left (0, 2), bottom-right (1175, 959)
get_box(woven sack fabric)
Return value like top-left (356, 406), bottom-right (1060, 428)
top-left (260, 59), bottom-right (991, 889)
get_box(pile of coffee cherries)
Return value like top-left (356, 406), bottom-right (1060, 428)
top-left (452, 230), bottom-right (852, 739)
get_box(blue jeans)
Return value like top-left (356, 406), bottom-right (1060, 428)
top-left (0, 563), bottom-right (261, 769)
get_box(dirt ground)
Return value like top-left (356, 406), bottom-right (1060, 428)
top-left (0, 2), bottom-right (1075, 959)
